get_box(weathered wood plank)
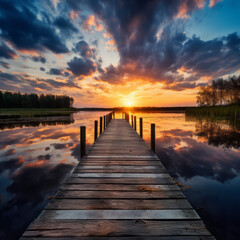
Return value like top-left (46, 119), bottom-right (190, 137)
top-left (55, 190), bottom-right (184, 199)
top-left (60, 184), bottom-right (179, 191)
top-left (73, 169), bottom-right (166, 173)
top-left (76, 166), bottom-right (160, 169)
top-left (23, 220), bottom-right (212, 237)
top-left (46, 199), bottom-right (192, 210)
top-left (21, 237), bottom-right (216, 240)
top-left (65, 177), bottom-right (175, 184)
top-left (72, 173), bottom-right (169, 178)
top-left (39, 209), bottom-right (200, 220)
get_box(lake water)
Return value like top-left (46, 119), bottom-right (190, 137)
top-left (0, 111), bottom-right (239, 240)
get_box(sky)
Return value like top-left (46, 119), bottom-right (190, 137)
top-left (0, 0), bottom-right (240, 107)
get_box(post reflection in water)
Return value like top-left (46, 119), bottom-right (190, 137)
top-left (0, 111), bottom-right (240, 240)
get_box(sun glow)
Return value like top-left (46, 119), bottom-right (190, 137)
top-left (122, 97), bottom-right (135, 107)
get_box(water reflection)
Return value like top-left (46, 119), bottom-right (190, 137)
top-left (0, 114), bottom-right (74, 130)
top-left (186, 115), bottom-right (240, 149)
top-left (0, 111), bottom-right (109, 240)
top-left (0, 111), bottom-right (239, 240)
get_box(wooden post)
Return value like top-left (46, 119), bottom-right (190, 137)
top-left (113, 112), bottom-right (115, 119)
top-left (94, 120), bottom-right (98, 141)
top-left (80, 126), bottom-right (86, 158)
top-left (134, 116), bottom-right (136, 131)
top-left (104, 115), bottom-right (106, 130)
top-left (100, 117), bottom-right (102, 134)
top-left (131, 115), bottom-right (133, 127)
top-left (151, 123), bottom-right (155, 153)
top-left (140, 118), bottom-right (143, 138)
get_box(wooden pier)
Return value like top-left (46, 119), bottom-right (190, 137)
top-left (21, 117), bottom-right (215, 239)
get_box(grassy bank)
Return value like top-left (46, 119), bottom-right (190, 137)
top-left (0, 108), bottom-right (78, 117)
top-left (186, 105), bottom-right (240, 119)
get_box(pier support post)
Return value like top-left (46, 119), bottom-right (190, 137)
top-left (94, 120), bottom-right (98, 141)
top-left (104, 116), bottom-right (106, 130)
top-left (140, 118), bottom-right (143, 138)
top-left (80, 126), bottom-right (86, 158)
top-left (151, 123), bottom-right (155, 153)
top-left (100, 117), bottom-right (102, 134)
top-left (131, 115), bottom-right (133, 127)
top-left (134, 116), bottom-right (136, 131)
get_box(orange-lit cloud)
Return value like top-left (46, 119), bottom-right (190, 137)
top-left (176, 0), bottom-right (205, 19)
top-left (209, 0), bottom-right (222, 8)
top-left (83, 15), bottom-right (104, 32)
top-left (70, 10), bottom-right (79, 20)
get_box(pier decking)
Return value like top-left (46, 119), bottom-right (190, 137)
top-left (21, 119), bottom-right (214, 239)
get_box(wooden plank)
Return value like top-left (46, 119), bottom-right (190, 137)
top-left (21, 237), bottom-right (216, 240)
top-left (72, 173), bottom-right (169, 178)
top-left (65, 177), bottom-right (175, 184)
top-left (23, 220), bottom-right (212, 237)
top-left (55, 190), bottom-right (184, 199)
top-left (76, 166), bottom-right (160, 169)
top-left (60, 184), bottom-right (179, 191)
top-left (80, 161), bottom-right (162, 165)
top-left (46, 199), bottom-right (192, 210)
top-left (86, 155), bottom-right (157, 159)
top-left (39, 209), bottom-right (200, 220)
top-left (73, 169), bottom-right (166, 173)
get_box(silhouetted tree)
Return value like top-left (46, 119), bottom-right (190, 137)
top-left (0, 91), bottom-right (74, 108)
top-left (197, 76), bottom-right (240, 106)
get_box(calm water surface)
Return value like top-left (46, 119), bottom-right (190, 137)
top-left (0, 111), bottom-right (239, 240)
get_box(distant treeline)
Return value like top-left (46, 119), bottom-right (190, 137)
top-left (197, 76), bottom-right (240, 106)
top-left (0, 91), bottom-right (74, 108)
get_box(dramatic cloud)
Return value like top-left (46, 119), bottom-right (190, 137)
top-left (48, 68), bottom-right (62, 75)
top-left (67, 57), bottom-right (96, 76)
top-left (65, 0), bottom-right (240, 90)
top-left (32, 56), bottom-right (46, 64)
top-left (0, 42), bottom-right (17, 59)
top-left (73, 40), bottom-right (96, 59)
top-left (0, 61), bottom-right (10, 69)
top-left (54, 16), bottom-right (78, 36)
top-left (0, 0), bottom-right (68, 54)
top-left (0, 0), bottom-right (239, 106)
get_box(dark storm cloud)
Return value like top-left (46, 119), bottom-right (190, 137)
top-left (0, 42), bottom-right (17, 59)
top-left (48, 68), bottom-right (62, 75)
top-left (0, 0), bottom-right (68, 54)
top-left (0, 71), bottom-right (81, 92)
top-left (40, 67), bottom-right (45, 71)
top-left (67, 57), bottom-right (96, 76)
top-left (65, 0), bottom-right (240, 89)
top-left (32, 56), bottom-right (46, 64)
top-left (54, 16), bottom-right (78, 35)
top-left (0, 72), bottom-right (20, 82)
top-left (47, 68), bottom-right (73, 78)
top-left (0, 61), bottom-right (10, 69)
top-left (73, 40), bottom-right (96, 59)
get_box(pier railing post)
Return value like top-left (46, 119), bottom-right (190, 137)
top-left (134, 116), bottom-right (136, 131)
top-left (94, 120), bottom-right (98, 141)
top-left (131, 115), bottom-right (133, 127)
top-left (100, 117), bottom-right (102, 134)
top-left (104, 116), bottom-right (106, 130)
top-left (151, 123), bottom-right (155, 153)
top-left (140, 118), bottom-right (143, 138)
top-left (80, 126), bottom-right (86, 158)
